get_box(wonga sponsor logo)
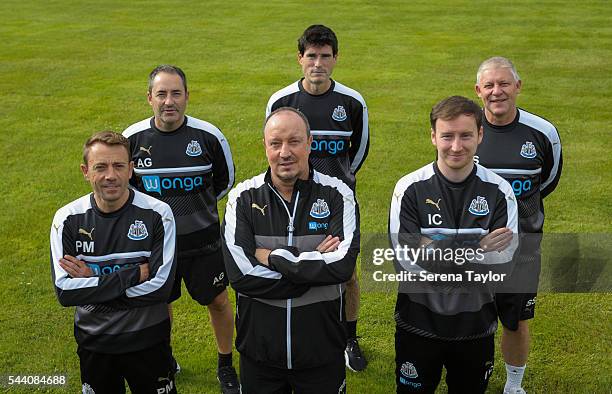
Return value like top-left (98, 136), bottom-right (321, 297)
top-left (142, 175), bottom-right (204, 195)
top-left (86, 261), bottom-right (140, 276)
top-left (308, 221), bottom-right (329, 231)
top-left (311, 139), bottom-right (345, 154)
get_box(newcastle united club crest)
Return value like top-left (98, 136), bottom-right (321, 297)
top-left (400, 361), bottom-right (418, 379)
top-left (468, 196), bottom-right (489, 216)
top-left (186, 140), bottom-right (203, 157)
top-left (127, 220), bottom-right (149, 240)
top-left (520, 141), bottom-right (536, 159)
top-left (331, 105), bottom-right (347, 122)
top-left (310, 199), bottom-right (330, 219)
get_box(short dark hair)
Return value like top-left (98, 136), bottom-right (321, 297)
top-left (298, 25), bottom-right (338, 56)
top-left (430, 96), bottom-right (482, 131)
top-left (83, 131), bottom-right (130, 164)
top-left (264, 107), bottom-right (311, 137)
top-left (148, 64), bottom-right (187, 93)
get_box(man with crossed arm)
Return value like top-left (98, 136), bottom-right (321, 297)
top-left (50, 131), bottom-right (177, 393)
top-left (390, 97), bottom-right (518, 393)
top-left (222, 107), bottom-right (359, 393)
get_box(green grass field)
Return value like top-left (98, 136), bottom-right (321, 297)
top-left (1, 1), bottom-right (610, 392)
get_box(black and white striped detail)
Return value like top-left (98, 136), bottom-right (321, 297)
top-left (333, 81), bottom-right (369, 173)
top-left (475, 164), bottom-right (519, 233)
top-left (50, 190), bottom-right (176, 297)
top-left (123, 116), bottom-right (235, 200)
top-left (51, 195), bottom-right (99, 291)
top-left (224, 174), bottom-right (282, 280)
top-left (128, 191), bottom-right (176, 297)
top-left (389, 163), bottom-right (435, 256)
top-left (518, 109), bottom-right (562, 191)
top-left (310, 130), bottom-right (353, 137)
top-left (133, 164), bottom-right (212, 176)
top-left (186, 116), bottom-right (235, 200)
top-left (265, 82), bottom-right (299, 116)
top-left (269, 171), bottom-right (356, 266)
top-left (122, 118), bottom-right (151, 138)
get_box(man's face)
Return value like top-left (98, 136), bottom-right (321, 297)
top-left (431, 114), bottom-right (483, 173)
top-left (81, 143), bottom-right (133, 212)
top-left (298, 44), bottom-right (337, 87)
top-left (148, 72), bottom-right (189, 131)
top-left (475, 67), bottom-right (521, 123)
top-left (264, 112), bottom-right (312, 185)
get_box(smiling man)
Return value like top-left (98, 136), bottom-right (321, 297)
top-left (122, 65), bottom-right (239, 393)
top-left (389, 96), bottom-right (519, 393)
top-left (50, 131), bottom-right (177, 393)
top-left (474, 57), bottom-right (563, 394)
top-left (221, 107), bottom-right (359, 393)
top-left (266, 24), bottom-right (370, 372)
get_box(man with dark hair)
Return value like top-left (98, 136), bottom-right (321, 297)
top-left (51, 131), bottom-right (178, 393)
top-left (222, 107), bottom-right (359, 393)
top-left (475, 57), bottom-right (563, 394)
top-left (297, 24), bottom-right (339, 56)
top-left (390, 96), bottom-right (519, 393)
top-left (266, 24), bottom-right (370, 372)
top-left (123, 65), bottom-right (239, 393)
top-left (148, 65), bottom-right (188, 94)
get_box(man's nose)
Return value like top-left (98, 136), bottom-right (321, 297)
top-left (105, 167), bottom-right (118, 180)
top-left (280, 142), bottom-right (291, 157)
top-left (451, 137), bottom-right (462, 151)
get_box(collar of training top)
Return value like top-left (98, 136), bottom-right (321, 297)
top-left (264, 164), bottom-right (315, 195)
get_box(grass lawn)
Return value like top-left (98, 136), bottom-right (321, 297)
top-left (0, 1), bottom-right (610, 392)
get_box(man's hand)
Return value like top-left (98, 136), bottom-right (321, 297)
top-left (255, 248), bottom-right (272, 266)
top-left (59, 255), bottom-right (94, 278)
top-left (139, 263), bottom-right (150, 282)
top-left (317, 235), bottom-right (341, 253)
top-left (480, 227), bottom-right (513, 252)
top-left (419, 236), bottom-right (433, 248)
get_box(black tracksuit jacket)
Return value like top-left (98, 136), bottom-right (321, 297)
top-left (389, 163), bottom-right (519, 340)
top-left (221, 168), bottom-right (359, 369)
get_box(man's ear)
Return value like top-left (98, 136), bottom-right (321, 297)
top-left (80, 163), bottom-right (88, 179)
